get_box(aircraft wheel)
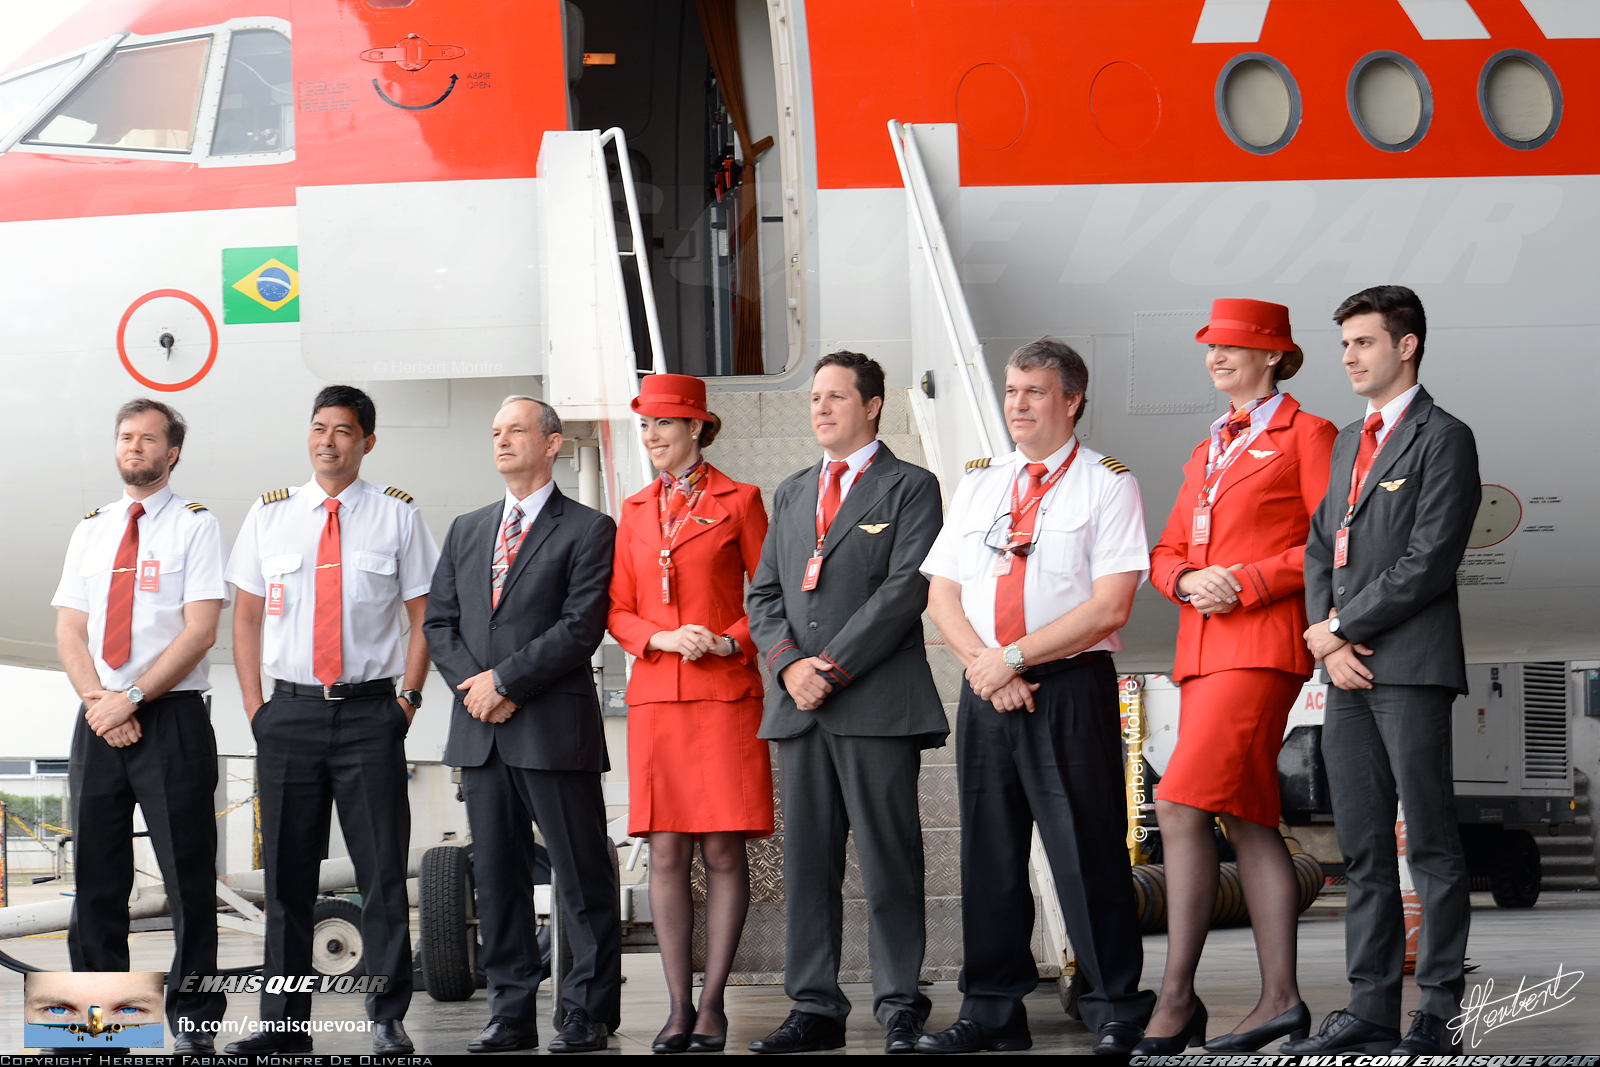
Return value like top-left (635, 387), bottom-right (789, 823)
top-left (419, 845), bottom-right (479, 1000)
top-left (311, 897), bottom-right (366, 977)
top-left (1490, 828), bottom-right (1541, 909)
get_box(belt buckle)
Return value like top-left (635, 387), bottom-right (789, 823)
top-left (322, 684), bottom-right (347, 701)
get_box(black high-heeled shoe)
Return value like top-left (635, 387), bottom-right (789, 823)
top-left (1205, 1002), bottom-right (1311, 1052)
top-left (653, 1010), bottom-right (697, 1054)
top-left (688, 1007), bottom-right (727, 1053)
top-left (1131, 999), bottom-right (1208, 1055)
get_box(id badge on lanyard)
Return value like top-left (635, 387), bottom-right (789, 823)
top-left (1193, 433), bottom-right (1247, 545)
top-left (138, 558), bottom-right (160, 592)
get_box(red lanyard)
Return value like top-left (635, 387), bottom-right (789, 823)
top-left (814, 450), bottom-right (877, 549)
top-left (656, 479), bottom-right (707, 604)
top-left (1009, 441), bottom-right (1078, 542)
top-left (1342, 403), bottom-right (1410, 525)
top-left (1198, 433), bottom-right (1252, 507)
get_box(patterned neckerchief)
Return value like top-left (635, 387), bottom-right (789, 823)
top-left (659, 459), bottom-right (708, 539)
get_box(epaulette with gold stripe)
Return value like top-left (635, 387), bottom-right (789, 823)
top-left (1098, 455), bottom-right (1131, 475)
top-left (261, 488), bottom-right (291, 505)
top-left (185, 501), bottom-right (208, 513)
top-left (83, 507), bottom-right (102, 520)
top-left (964, 457), bottom-right (993, 473)
top-left (384, 486), bottom-right (414, 504)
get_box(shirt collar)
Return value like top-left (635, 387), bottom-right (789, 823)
top-left (120, 485), bottom-right (173, 517)
top-left (303, 477), bottom-right (366, 514)
top-left (1210, 389), bottom-right (1284, 436)
top-left (823, 438), bottom-right (880, 472)
top-left (505, 479), bottom-right (555, 517)
top-left (1013, 437), bottom-right (1077, 474)
top-left (1365, 382), bottom-right (1421, 427)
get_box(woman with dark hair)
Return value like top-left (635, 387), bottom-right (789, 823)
top-left (1139, 300), bottom-right (1337, 1053)
top-left (606, 373), bottom-right (771, 1053)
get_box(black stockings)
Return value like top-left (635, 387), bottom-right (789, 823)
top-left (649, 831), bottom-right (750, 1039)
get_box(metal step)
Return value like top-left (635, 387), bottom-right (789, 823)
top-left (1538, 768), bottom-right (1597, 891)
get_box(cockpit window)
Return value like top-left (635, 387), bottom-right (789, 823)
top-left (212, 29), bottom-right (293, 155)
top-left (0, 57), bottom-right (84, 144)
top-left (25, 37), bottom-right (211, 152)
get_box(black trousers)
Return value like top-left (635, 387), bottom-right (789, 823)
top-left (253, 691), bottom-right (413, 1022)
top-left (68, 691), bottom-right (225, 1030)
top-left (955, 657), bottom-right (1155, 1034)
top-left (1323, 682), bottom-right (1468, 1026)
top-left (777, 726), bottom-right (932, 1027)
top-left (461, 744), bottom-right (621, 1027)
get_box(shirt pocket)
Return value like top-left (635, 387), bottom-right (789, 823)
top-left (354, 550), bottom-right (399, 602)
top-left (1036, 510), bottom-right (1091, 577)
top-left (261, 554), bottom-right (303, 609)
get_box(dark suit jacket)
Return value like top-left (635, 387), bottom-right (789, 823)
top-left (1305, 387), bottom-right (1480, 693)
top-left (747, 442), bottom-right (948, 743)
top-left (424, 488), bottom-right (617, 771)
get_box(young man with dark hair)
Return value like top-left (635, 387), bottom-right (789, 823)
top-left (225, 386), bottom-right (438, 1056)
top-left (1287, 286), bottom-right (1480, 1055)
top-left (53, 399), bottom-right (228, 1053)
top-left (746, 352), bottom-right (946, 1054)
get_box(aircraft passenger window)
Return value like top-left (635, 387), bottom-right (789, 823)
top-left (1215, 54), bottom-right (1300, 155)
top-left (24, 37), bottom-right (211, 152)
top-left (212, 30), bottom-right (293, 155)
top-left (0, 57), bottom-right (83, 145)
top-left (1479, 50), bottom-right (1561, 149)
top-left (1348, 52), bottom-right (1431, 152)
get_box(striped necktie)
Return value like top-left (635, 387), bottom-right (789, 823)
top-left (101, 502), bottom-right (145, 670)
top-left (492, 504), bottom-right (525, 609)
top-left (313, 499), bottom-right (343, 686)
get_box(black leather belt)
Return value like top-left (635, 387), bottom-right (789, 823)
top-left (144, 689), bottom-right (202, 704)
top-left (1023, 650), bottom-right (1110, 678)
top-left (274, 679), bottom-right (396, 701)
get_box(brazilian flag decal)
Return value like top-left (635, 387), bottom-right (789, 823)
top-left (223, 246), bottom-right (299, 324)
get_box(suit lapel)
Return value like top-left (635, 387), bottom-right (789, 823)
top-left (663, 467), bottom-right (735, 553)
top-left (1353, 390), bottom-right (1431, 520)
top-left (821, 446), bottom-right (901, 561)
top-left (1210, 395), bottom-right (1298, 506)
top-left (493, 490), bottom-right (563, 613)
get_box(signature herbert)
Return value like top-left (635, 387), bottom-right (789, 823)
top-left (1449, 964), bottom-right (1585, 1048)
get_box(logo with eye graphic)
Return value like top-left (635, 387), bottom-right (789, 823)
top-left (222, 246), bottom-right (300, 324)
top-left (23, 970), bottom-right (166, 1048)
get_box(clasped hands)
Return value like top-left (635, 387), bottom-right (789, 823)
top-left (83, 689), bottom-right (142, 748)
top-left (459, 670), bottom-right (517, 723)
top-left (1176, 564), bottom-right (1245, 615)
top-left (1305, 609), bottom-right (1375, 691)
top-left (647, 625), bottom-right (735, 662)
top-left (964, 647), bottom-right (1040, 713)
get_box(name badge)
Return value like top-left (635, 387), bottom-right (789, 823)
top-left (1334, 527), bottom-right (1350, 569)
top-left (1191, 505), bottom-right (1211, 546)
top-left (801, 553), bottom-right (823, 591)
top-left (993, 550), bottom-right (1013, 578)
top-left (138, 559), bottom-right (160, 592)
top-left (267, 582), bottom-right (286, 616)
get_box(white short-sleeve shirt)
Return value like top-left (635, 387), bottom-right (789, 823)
top-left (920, 441), bottom-right (1149, 652)
top-left (225, 478), bottom-right (440, 685)
top-left (51, 486), bottom-right (230, 692)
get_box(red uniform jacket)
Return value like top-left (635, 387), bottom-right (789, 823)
top-left (1150, 394), bottom-right (1337, 683)
top-left (607, 465), bottom-right (769, 704)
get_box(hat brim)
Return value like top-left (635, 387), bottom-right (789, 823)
top-left (1194, 324), bottom-right (1298, 352)
top-left (631, 397), bottom-right (720, 430)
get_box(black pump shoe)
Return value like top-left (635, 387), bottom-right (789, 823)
top-left (1206, 1002), bottom-right (1311, 1052)
top-left (652, 1009), bottom-right (696, 1054)
top-left (1132, 999), bottom-right (1207, 1055)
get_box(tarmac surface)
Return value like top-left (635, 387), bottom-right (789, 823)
top-left (2, 880), bottom-right (1597, 1055)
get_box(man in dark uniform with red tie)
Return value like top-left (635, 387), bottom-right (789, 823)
top-left (53, 398), bottom-right (228, 1053)
top-left (226, 386), bottom-right (438, 1056)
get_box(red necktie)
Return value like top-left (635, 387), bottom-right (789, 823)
top-left (492, 504), bottom-right (524, 610)
top-left (313, 498), bottom-right (343, 686)
top-left (1349, 412), bottom-right (1385, 505)
top-left (994, 463), bottom-right (1048, 646)
top-left (819, 460), bottom-right (850, 534)
top-left (101, 502), bottom-right (145, 670)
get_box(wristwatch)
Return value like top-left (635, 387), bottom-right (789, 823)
top-left (721, 634), bottom-right (740, 656)
top-left (400, 688), bottom-right (424, 710)
top-left (1327, 617), bottom-right (1342, 635)
top-left (492, 671), bottom-right (510, 697)
top-left (126, 685), bottom-right (145, 706)
top-left (1003, 644), bottom-right (1026, 673)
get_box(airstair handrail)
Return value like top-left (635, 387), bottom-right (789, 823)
top-left (598, 126), bottom-right (665, 376)
top-left (887, 119), bottom-right (1004, 458)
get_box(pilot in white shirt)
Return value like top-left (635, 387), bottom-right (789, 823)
top-left (222, 386), bottom-right (437, 1056)
top-left (50, 399), bottom-right (228, 1049)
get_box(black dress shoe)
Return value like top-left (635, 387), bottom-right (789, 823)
top-left (687, 1007), bottom-right (726, 1053)
top-left (225, 1031), bottom-right (313, 1054)
top-left (172, 1032), bottom-right (214, 1054)
top-left (548, 1008), bottom-right (609, 1053)
top-left (467, 1016), bottom-right (540, 1054)
top-left (748, 1009), bottom-right (847, 1054)
top-left (1205, 1002), bottom-right (1311, 1052)
top-left (1280, 1009), bottom-right (1401, 1054)
top-left (1094, 1020), bottom-right (1144, 1055)
top-left (915, 1018), bottom-right (1032, 1054)
top-left (1392, 1010), bottom-right (1461, 1054)
top-left (1133, 999), bottom-right (1207, 1054)
top-left (653, 1010), bottom-right (695, 1055)
top-left (372, 1020), bottom-right (414, 1055)
top-left (885, 1009), bottom-right (923, 1054)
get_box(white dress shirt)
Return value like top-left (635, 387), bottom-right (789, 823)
top-left (502, 479), bottom-right (556, 530)
top-left (226, 478), bottom-right (440, 685)
top-left (52, 486), bottom-right (229, 692)
top-left (822, 438), bottom-right (881, 502)
top-left (1366, 383), bottom-right (1421, 447)
top-left (920, 440), bottom-right (1149, 652)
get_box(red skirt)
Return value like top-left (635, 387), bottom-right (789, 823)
top-left (627, 697), bottom-right (773, 837)
top-left (1155, 667), bottom-right (1305, 828)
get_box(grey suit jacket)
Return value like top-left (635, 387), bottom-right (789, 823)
top-left (747, 443), bottom-right (948, 743)
top-left (424, 488), bottom-right (616, 771)
top-left (1305, 387), bottom-right (1480, 693)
